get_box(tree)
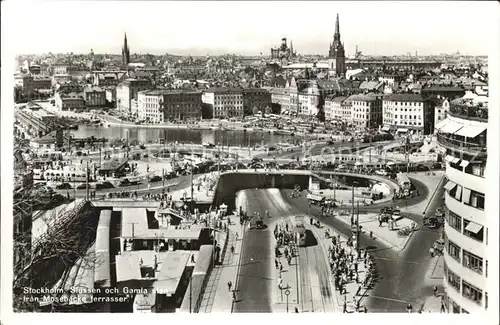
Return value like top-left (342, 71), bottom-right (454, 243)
top-left (315, 105), bottom-right (325, 122)
top-left (270, 103), bottom-right (281, 115)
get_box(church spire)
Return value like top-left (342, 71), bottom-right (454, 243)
top-left (334, 13), bottom-right (341, 42)
top-left (122, 32), bottom-right (130, 65)
top-left (335, 13), bottom-right (340, 35)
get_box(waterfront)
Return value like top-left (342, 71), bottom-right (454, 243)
top-left (72, 125), bottom-right (298, 146)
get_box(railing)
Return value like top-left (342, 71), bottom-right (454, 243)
top-left (436, 133), bottom-right (486, 153)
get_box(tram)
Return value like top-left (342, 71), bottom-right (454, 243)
top-left (293, 217), bottom-right (307, 247)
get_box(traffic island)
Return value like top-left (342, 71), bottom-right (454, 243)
top-left (334, 212), bottom-right (415, 251)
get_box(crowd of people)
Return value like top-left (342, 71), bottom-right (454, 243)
top-left (327, 236), bottom-right (374, 313)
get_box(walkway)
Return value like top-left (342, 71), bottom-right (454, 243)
top-left (198, 219), bottom-right (243, 312)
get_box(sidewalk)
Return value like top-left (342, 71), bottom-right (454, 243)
top-left (198, 220), bottom-right (243, 313)
top-left (334, 212), bottom-right (414, 251)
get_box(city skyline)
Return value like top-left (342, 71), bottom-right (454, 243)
top-left (4, 1), bottom-right (496, 57)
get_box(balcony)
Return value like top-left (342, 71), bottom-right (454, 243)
top-left (437, 133), bottom-right (486, 156)
top-left (449, 101), bottom-right (488, 122)
top-left (446, 163), bottom-right (486, 193)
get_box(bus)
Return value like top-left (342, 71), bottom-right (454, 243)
top-left (293, 218), bottom-right (307, 247)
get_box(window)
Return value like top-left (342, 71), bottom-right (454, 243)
top-left (463, 250), bottom-right (483, 274)
top-left (447, 211), bottom-right (461, 232)
top-left (470, 191), bottom-right (485, 210)
top-left (447, 240), bottom-right (461, 262)
top-left (463, 218), bottom-right (484, 242)
top-left (447, 268), bottom-right (461, 292)
top-left (462, 281), bottom-right (482, 305)
top-left (486, 260), bottom-right (488, 277)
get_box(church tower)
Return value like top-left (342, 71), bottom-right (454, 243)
top-left (122, 32), bottom-right (130, 66)
top-left (328, 14), bottom-right (346, 77)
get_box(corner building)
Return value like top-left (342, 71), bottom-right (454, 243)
top-left (436, 96), bottom-right (489, 313)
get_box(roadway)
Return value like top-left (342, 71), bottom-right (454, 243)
top-left (281, 178), bottom-right (445, 312)
top-left (233, 189), bottom-right (337, 313)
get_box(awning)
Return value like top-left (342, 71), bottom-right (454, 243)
top-left (465, 220), bottom-right (483, 234)
top-left (434, 119), bottom-right (450, 131)
top-left (440, 120), bottom-right (463, 134)
top-left (445, 155), bottom-right (454, 163)
top-left (462, 188), bottom-right (471, 204)
top-left (459, 160), bottom-right (470, 168)
top-left (397, 128), bottom-right (408, 133)
top-left (455, 185), bottom-right (462, 200)
top-left (454, 125), bottom-right (487, 138)
top-left (451, 157), bottom-right (460, 164)
top-left (444, 180), bottom-right (457, 192)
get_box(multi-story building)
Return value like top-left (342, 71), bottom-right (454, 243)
top-left (341, 96), bottom-right (353, 125)
top-left (348, 93), bottom-right (383, 130)
top-left (162, 90), bottom-right (202, 122)
top-left (137, 90), bottom-right (163, 123)
top-left (289, 79), bottom-right (320, 117)
top-left (382, 94), bottom-right (435, 135)
top-left (21, 75), bottom-right (52, 96)
top-left (324, 95), bottom-right (346, 122)
top-left (83, 86), bottom-right (106, 107)
top-left (116, 79), bottom-right (153, 116)
top-left (242, 88), bottom-right (271, 116)
top-left (201, 88), bottom-right (243, 119)
top-left (434, 98), bottom-right (450, 134)
top-left (105, 87), bottom-right (117, 107)
top-left (54, 91), bottom-right (85, 111)
top-left (267, 87), bottom-right (292, 114)
top-left (435, 96), bottom-right (489, 313)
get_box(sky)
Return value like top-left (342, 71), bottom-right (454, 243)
top-left (2, 1), bottom-right (498, 56)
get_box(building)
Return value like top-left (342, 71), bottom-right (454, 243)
top-left (116, 79), bottom-right (153, 115)
top-left (266, 87), bottom-right (292, 114)
top-left (421, 86), bottom-right (466, 100)
top-left (435, 96), bottom-right (489, 313)
top-left (54, 91), bottom-right (85, 111)
top-left (105, 87), bottom-right (117, 107)
top-left (289, 80), bottom-right (320, 117)
top-left (341, 96), bottom-right (353, 125)
top-left (21, 75), bottom-right (52, 96)
top-left (324, 95), bottom-right (346, 122)
top-left (201, 88), bottom-right (243, 119)
top-left (242, 88), bottom-right (271, 115)
top-left (328, 14), bottom-right (346, 77)
top-left (122, 33), bottom-right (131, 66)
top-left (137, 90), bottom-right (164, 123)
top-left (382, 94), bottom-right (435, 135)
top-left (348, 93), bottom-right (383, 130)
top-left (93, 71), bottom-right (127, 87)
top-left (162, 90), bottom-right (202, 122)
top-left (50, 64), bottom-right (77, 76)
top-left (83, 86), bottom-right (106, 107)
top-left (434, 98), bottom-right (450, 133)
top-left (270, 38), bottom-right (295, 61)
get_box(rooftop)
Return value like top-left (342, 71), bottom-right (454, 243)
top-left (205, 87), bottom-right (243, 94)
top-left (119, 207), bottom-right (202, 240)
top-left (347, 93), bottom-right (381, 102)
top-left (383, 93), bottom-right (426, 102)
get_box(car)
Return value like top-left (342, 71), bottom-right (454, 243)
top-left (416, 164), bottom-right (430, 171)
top-left (431, 162), bottom-right (443, 170)
top-left (375, 169), bottom-right (388, 176)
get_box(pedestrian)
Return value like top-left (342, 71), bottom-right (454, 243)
top-left (275, 259), bottom-right (279, 269)
top-left (369, 231), bottom-right (373, 239)
top-left (231, 245), bottom-right (235, 254)
top-left (191, 254), bottom-right (195, 263)
top-left (343, 300), bottom-right (347, 313)
top-left (295, 307), bottom-right (299, 313)
top-left (433, 286), bottom-right (438, 297)
top-left (235, 232), bottom-right (239, 240)
top-left (280, 263), bottom-right (283, 272)
top-left (356, 284), bottom-right (362, 296)
top-left (232, 290), bottom-right (236, 301)
top-left (228, 281), bottom-right (232, 292)
top-left (406, 304), bottom-right (412, 313)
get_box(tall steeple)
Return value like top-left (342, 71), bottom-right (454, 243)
top-left (334, 13), bottom-right (340, 41)
top-left (328, 13), bottom-right (346, 77)
top-left (122, 32), bottom-right (130, 66)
